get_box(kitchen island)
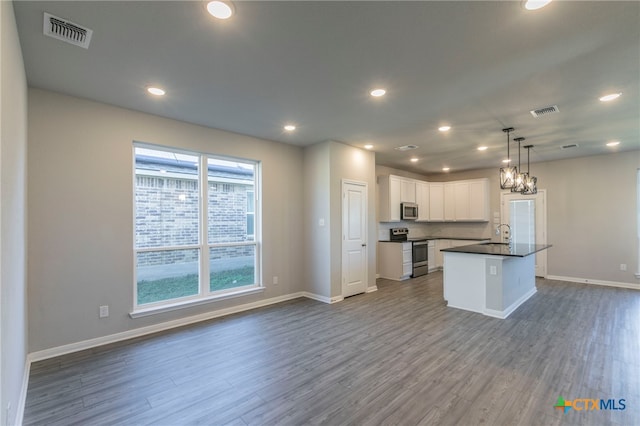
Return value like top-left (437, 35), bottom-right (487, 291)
top-left (441, 242), bottom-right (552, 319)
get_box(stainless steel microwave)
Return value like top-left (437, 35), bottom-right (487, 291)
top-left (401, 202), bottom-right (418, 220)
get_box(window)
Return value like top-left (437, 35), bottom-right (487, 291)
top-left (134, 145), bottom-right (260, 309)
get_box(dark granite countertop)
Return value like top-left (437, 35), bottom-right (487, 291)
top-left (379, 237), bottom-right (490, 243)
top-left (441, 242), bottom-right (552, 257)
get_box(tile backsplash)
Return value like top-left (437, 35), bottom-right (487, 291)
top-left (377, 221), bottom-right (493, 241)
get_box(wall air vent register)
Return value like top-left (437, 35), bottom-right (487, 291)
top-left (43, 12), bottom-right (93, 49)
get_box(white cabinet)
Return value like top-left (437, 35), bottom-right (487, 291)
top-left (378, 175), bottom-right (402, 222)
top-left (435, 239), bottom-right (490, 270)
top-left (435, 239), bottom-right (451, 268)
top-left (429, 183), bottom-right (444, 221)
top-left (379, 175), bottom-right (420, 222)
top-left (400, 179), bottom-right (416, 203)
top-left (453, 182), bottom-right (470, 220)
top-left (378, 242), bottom-right (413, 281)
top-left (415, 181), bottom-right (430, 221)
top-left (442, 178), bottom-right (490, 222)
top-left (444, 182), bottom-right (456, 221)
top-left (379, 176), bottom-right (489, 223)
top-left (468, 179), bottom-right (490, 221)
top-left (428, 240), bottom-right (437, 272)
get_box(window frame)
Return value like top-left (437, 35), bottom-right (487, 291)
top-left (246, 189), bottom-right (255, 238)
top-left (132, 143), bottom-right (262, 315)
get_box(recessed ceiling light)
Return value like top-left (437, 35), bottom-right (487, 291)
top-left (524, 0), bottom-right (553, 11)
top-left (442, 167), bottom-right (450, 172)
top-left (477, 146), bottom-right (488, 151)
top-left (370, 88), bottom-right (386, 97)
top-left (207, 1), bottom-right (234, 19)
top-left (410, 158), bottom-right (419, 163)
top-left (606, 141), bottom-right (620, 147)
top-left (438, 125), bottom-right (451, 132)
top-left (146, 86), bottom-right (166, 96)
top-left (284, 124), bottom-right (296, 131)
top-left (364, 144), bottom-right (373, 150)
top-left (599, 92), bottom-right (622, 102)
top-left (502, 159), bottom-right (511, 163)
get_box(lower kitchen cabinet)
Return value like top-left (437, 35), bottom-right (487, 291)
top-left (435, 239), bottom-right (490, 269)
top-left (435, 240), bottom-right (451, 269)
top-left (428, 240), bottom-right (437, 272)
top-left (378, 241), bottom-right (412, 281)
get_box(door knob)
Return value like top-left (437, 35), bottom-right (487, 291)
top-left (362, 244), bottom-right (367, 247)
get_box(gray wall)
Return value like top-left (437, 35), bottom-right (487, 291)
top-left (303, 142), bottom-right (331, 298)
top-left (304, 141), bottom-right (377, 299)
top-left (1, 2), bottom-right (29, 424)
top-left (28, 88), bottom-right (304, 352)
top-left (329, 142), bottom-right (377, 297)
top-left (380, 149), bottom-right (640, 284)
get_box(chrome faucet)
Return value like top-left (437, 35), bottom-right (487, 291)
top-left (496, 224), bottom-right (512, 247)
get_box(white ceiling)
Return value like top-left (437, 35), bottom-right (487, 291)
top-left (13, 1), bottom-right (640, 174)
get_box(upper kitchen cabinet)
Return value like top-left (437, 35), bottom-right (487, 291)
top-left (447, 178), bottom-right (490, 222)
top-left (379, 175), bottom-right (419, 222)
top-left (428, 182), bottom-right (444, 221)
top-left (379, 175), bottom-right (401, 222)
top-left (415, 181), bottom-right (430, 221)
top-left (400, 179), bottom-right (416, 203)
top-left (444, 182), bottom-right (456, 221)
top-left (378, 175), bottom-right (488, 223)
top-left (468, 178), bottom-right (490, 221)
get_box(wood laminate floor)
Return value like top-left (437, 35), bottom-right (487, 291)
top-left (24, 273), bottom-right (640, 425)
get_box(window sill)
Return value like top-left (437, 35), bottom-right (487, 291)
top-left (129, 286), bottom-right (265, 319)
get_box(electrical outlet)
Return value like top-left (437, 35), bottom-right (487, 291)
top-left (273, 276), bottom-right (279, 285)
top-left (489, 265), bottom-right (497, 275)
top-left (99, 305), bottom-right (109, 318)
top-left (620, 264), bottom-right (627, 271)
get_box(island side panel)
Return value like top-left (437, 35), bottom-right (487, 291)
top-left (485, 257), bottom-right (504, 312)
top-left (502, 255), bottom-right (537, 315)
top-left (443, 252), bottom-right (486, 314)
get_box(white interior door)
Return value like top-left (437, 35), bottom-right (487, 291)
top-left (501, 190), bottom-right (547, 277)
top-left (342, 180), bottom-right (367, 297)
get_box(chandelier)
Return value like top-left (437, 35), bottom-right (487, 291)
top-left (512, 137), bottom-right (527, 193)
top-left (499, 127), bottom-right (516, 189)
top-left (522, 145), bottom-right (538, 194)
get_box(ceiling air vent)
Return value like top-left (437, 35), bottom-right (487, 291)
top-left (395, 145), bottom-right (419, 151)
top-left (530, 105), bottom-right (559, 118)
top-left (562, 144), bottom-right (579, 149)
top-left (43, 12), bottom-right (93, 49)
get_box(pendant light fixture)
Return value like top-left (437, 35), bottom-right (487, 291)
top-left (511, 137), bottom-right (527, 193)
top-left (499, 127), bottom-right (517, 189)
top-left (522, 145), bottom-right (538, 194)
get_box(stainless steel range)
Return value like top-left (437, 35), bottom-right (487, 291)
top-left (410, 240), bottom-right (429, 277)
top-left (389, 228), bottom-right (429, 277)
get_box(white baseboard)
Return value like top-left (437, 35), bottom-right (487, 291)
top-left (484, 287), bottom-right (537, 319)
top-left (366, 285), bottom-right (378, 293)
top-left (547, 275), bottom-right (640, 290)
top-left (15, 356), bottom-right (31, 426)
top-left (29, 292), bottom-right (307, 363)
top-left (301, 292), bottom-right (343, 304)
